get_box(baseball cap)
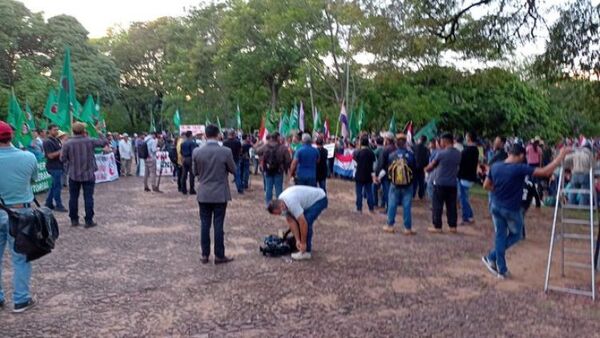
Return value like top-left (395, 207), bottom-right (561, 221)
top-left (396, 133), bottom-right (407, 140)
top-left (0, 121), bottom-right (14, 139)
top-left (57, 130), bottom-right (66, 138)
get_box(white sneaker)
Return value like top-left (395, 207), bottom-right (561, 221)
top-left (291, 251), bottom-right (312, 261)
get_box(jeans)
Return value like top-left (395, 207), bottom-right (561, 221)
top-left (198, 202), bottom-right (227, 258)
top-left (181, 157), bottom-right (195, 193)
top-left (459, 180), bottom-right (474, 222)
top-left (432, 185), bottom-right (457, 229)
top-left (240, 158), bottom-right (250, 189)
top-left (318, 179), bottom-right (327, 194)
top-left (569, 173), bottom-right (590, 206)
top-left (265, 174), bottom-right (284, 206)
top-left (252, 157), bottom-right (260, 175)
top-left (387, 185), bottom-right (413, 229)
top-left (413, 168), bottom-right (426, 199)
top-left (373, 182), bottom-right (381, 207)
top-left (295, 176), bottom-right (317, 187)
top-left (355, 182), bottom-right (374, 211)
top-left (69, 179), bottom-right (95, 224)
top-left (0, 209), bottom-right (32, 305)
top-left (381, 177), bottom-right (390, 209)
top-left (234, 160), bottom-right (244, 192)
top-left (302, 197), bottom-right (328, 252)
top-left (45, 168), bottom-right (65, 209)
top-left (486, 204), bottom-right (524, 275)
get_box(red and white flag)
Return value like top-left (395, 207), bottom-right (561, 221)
top-left (258, 116), bottom-right (267, 142)
top-left (403, 120), bottom-right (413, 144)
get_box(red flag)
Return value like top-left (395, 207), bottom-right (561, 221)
top-left (403, 120), bottom-right (413, 144)
top-left (258, 116), bottom-right (267, 142)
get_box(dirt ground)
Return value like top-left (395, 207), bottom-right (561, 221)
top-left (1, 174), bottom-right (600, 337)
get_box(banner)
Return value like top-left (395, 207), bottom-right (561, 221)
top-left (180, 124), bottom-right (205, 136)
top-left (95, 152), bottom-right (119, 183)
top-left (324, 144), bottom-right (335, 159)
top-left (32, 159), bottom-right (52, 194)
top-left (156, 151), bottom-right (174, 176)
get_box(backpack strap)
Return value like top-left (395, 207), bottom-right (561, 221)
top-left (0, 197), bottom-right (17, 218)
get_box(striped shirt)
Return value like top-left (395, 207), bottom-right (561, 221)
top-left (60, 135), bottom-right (108, 182)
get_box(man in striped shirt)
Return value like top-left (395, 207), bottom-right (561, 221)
top-left (60, 122), bottom-right (108, 228)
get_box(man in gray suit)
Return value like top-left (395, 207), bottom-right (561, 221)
top-left (192, 124), bottom-right (237, 265)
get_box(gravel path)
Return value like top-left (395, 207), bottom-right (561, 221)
top-left (1, 175), bottom-right (599, 337)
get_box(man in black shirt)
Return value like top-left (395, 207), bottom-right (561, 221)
top-left (223, 130), bottom-right (243, 194)
top-left (353, 136), bottom-right (376, 213)
top-left (457, 131), bottom-right (480, 224)
top-left (240, 134), bottom-right (252, 190)
top-left (413, 135), bottom-right (430, 200)
top-left (42, 124), bottom-right (67, 212)
top-left (180, 131), bottom-right (198, 195)
top-left (315, 137), bottom-right (329, 193)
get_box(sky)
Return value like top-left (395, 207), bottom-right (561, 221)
top-left (21, 0), bottom-right (204, 37)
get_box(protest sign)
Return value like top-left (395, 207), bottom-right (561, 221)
top-left (95, 152), bottom-right (119, 183)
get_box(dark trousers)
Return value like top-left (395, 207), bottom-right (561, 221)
top-left (295, 177), bottom-right (317, 187)
top-left (181, 157), bottom-right (195, 193)
top-left (355, 182), bottom-right (374, 211)
top-left (174, 164), bottom-right (183, 191)
top-left (432, 185), bottom-right (457, 229)
top-left (198, 202), bottom-right (227, 258)
top-left (413, 168), bottom-right (426, 199)
top-left (68, 179), bottom-right (95, 223)
top-left (240, 158), bottom-right (250, 189)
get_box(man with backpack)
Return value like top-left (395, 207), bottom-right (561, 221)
top-left (425, 133), bottom-right (461, 233)
top-left (0, 121), bottom-right (38, 313)
top-left (257, 132), bottom-right (291, 207)
top-left (383, 133), bottom-right (417, 234)
top-left (140, 132), bottom-right (160, 192)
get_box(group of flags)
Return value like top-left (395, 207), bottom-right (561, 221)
top-left (258, 102), bottom-right (331, 142)
top-left (6, 48), bottom-right (107, 147)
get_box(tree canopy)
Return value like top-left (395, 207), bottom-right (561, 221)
top-left (1, 0), bottom-right (599, 139)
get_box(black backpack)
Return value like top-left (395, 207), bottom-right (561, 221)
top-left (138, 141), bottom-right (149, 160)
top-left (263, 144), bottom-right (281, 175)
top-left (0, 199), bottom-right (59, 262)
top-left (259, 230), bottom-right (297, 257)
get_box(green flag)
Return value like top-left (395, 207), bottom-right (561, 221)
top-left (95, 95), bottom-right (106, 134)
top-left (265, 110), bottom-right (277, 135)
top-left (349, 109), bottom-right (359, 139)
top-left (7, 91), bottom-right (26, 147)
top-left (389, 114), bottom-right (396, 134)
top-left (57, 48), bottom-right (78, 133)
top-left (173, 109), bottom-right (181, 132)
top-left (216, 116), bottom-right (222, 130)
top-left (236, 104), bottom-right (242, 129)
top-left (38, 117), bottom-right (48, 131)
top-left (80, 95), bottom-right (99, 138)
top-left (289, 104), bottom-right (299, 131)
top-left (280, 112), bottom-right (290, 137)
top-left (22, 101), bottom-right (36, 146)
top-left (205, 114), bottom-right (211, 126)
top-left (313, 109), bottom-right (322, 133)
top-left (358, 104), bottom-right (366, 132)
top-left (414, 119), bottom-right (437, 141)
top-left (43, 88), bottom-right (67, 131)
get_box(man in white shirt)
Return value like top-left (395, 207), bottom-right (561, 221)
top-left (267, 185), bottom-right (328, 260)
top-left (118, 133), bottom-right (133, 176)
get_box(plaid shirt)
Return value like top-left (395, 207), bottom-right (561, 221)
top-left (60, 135), bottom-right (108, 182)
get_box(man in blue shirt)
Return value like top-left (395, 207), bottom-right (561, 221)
top-left (482, 143), bottom-right (569, 279)
top-left (290, 133), bottom-right (319, 187)
top-left (0, 121), bottom-right (38, 313)
top-left (180, 131), bottom-right (198, 195)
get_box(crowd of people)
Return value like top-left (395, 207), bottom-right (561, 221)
top-left (1, 116), bottom-right (600, 313)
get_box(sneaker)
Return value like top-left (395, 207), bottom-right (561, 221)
top-left (71, 220), bottom-right (80, 227)
top-left (402, 229), bottom-right (416, 236)
top-left (200, 256), bottom-right (209, 264)
top-left (497, 271), bottom-right (510, 280)
top-left (382, 225), bottom-right (396, 233)
top-left (448, 227), bottom-right (458, 234)
top-left (152, 187), bottom-right (163, 193)
top-left (481, 256), bottom-right (498, 275)
top-left (13, 297), bottom-right (36, 313)
top-left (189, 191), bottom-right (197, 195)
top-left (427, 227), bottom-right (443, 234)
top-left (144, 187), bottom-right (151, 192)
top-left (291, 251), bottom-right (312, 261)
top-left (54, 206), bottom-right (68, 213)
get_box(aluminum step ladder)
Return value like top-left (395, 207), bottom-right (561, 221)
top-left (544, 161), bottom-right (598, 300)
